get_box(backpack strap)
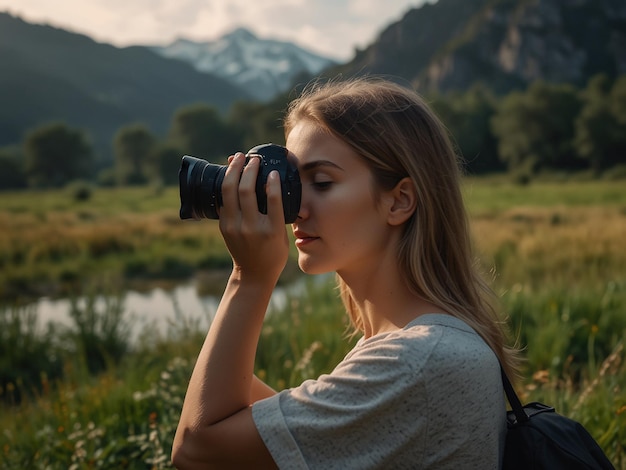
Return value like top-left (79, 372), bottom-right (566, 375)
top-left (501, 367), bottom-right (529, 424)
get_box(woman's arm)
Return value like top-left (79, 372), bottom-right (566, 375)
top-left (172, 154), bottom-right (287, 469)
top-left (171, 275), bottom-right (278, 469)
top-left (252, 375), bottom-right (278, 401)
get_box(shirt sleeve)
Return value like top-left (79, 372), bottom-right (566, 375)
top-left (251, 327), bottom-right (439, 469)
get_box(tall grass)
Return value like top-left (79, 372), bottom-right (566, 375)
top-left (0, 187), bottom-right (228, 303)
top-left (2, 276), bottom-right (623, 467)
top-left (1, 180), bottom-right (625, 467)
top-left (471, 206), bottom-right (625, 290)
top-left (503, 281), bottom-right (626, 469)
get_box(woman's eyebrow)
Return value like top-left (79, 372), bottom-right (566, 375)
top-left (299, 160), bottom-right (344, 172)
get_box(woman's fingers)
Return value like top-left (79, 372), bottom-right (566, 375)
top-left (266, 170), bottom-right (285, 225)
top-left (220, 153), bottom-right (246, 220)
top-left (220, 152), bottom-right (284, 227)
top-left (238, 156), bottom-right (261, 219)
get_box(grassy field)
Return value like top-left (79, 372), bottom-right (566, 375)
top-left (1, 179), bottom-right (625, 468)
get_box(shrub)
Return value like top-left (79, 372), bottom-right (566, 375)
top-left (66, 180), bottom-right (93, 202)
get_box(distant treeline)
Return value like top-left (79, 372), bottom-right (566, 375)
top-left (1, 73), bottom-right (625, 191)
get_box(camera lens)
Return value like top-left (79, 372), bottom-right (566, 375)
top-left (179, 156), bottom-right (227, 220)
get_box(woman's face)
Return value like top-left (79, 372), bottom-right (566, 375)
top-left (287, 120), bottom-right (394, 277)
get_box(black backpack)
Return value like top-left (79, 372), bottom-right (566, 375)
top-left (501, 369), bottom-right (615, 469)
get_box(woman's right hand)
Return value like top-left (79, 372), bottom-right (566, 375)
top-left (218, 152), bottom-right (290, 284)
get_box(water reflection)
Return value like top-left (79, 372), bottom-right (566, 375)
top-left (33, 277), bottom-right (311, 341)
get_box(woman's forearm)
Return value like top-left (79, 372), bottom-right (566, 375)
top-left (175, 271), bottom-right (276, 432)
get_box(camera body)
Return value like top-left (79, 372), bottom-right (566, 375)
top-left (179, 143), bottom-right (301, 223)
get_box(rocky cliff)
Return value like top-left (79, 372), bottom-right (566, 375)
top-left (329, 0), bottom-right (626, 94)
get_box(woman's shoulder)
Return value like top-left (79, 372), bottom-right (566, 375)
top-left (353, 313), bottom-right (499, 378)
top-left (403, 312), bottom-right (479, 336)
top-left (358, 313), bottom-right (488, 352)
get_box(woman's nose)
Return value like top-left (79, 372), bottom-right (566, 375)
top-left (295, 186), bottom-right (310, 220)
top-left (296, 206), bottom-right (309, 220)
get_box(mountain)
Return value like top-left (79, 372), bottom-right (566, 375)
top-left (151, 28), bottom-right (337, 102)
top-left (0, 12), bottom-right (251, 156)
top-left (328, 0), bottom-right (626, 94)
top-left (3, 0), bottom-right (625, 161)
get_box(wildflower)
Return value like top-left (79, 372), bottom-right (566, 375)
top-left (86, 423), bottom-right (104, 440)
top-left (574, 342), bottom-right (624, 411)
top-left (532, 370), bottom-right (550, 384)
top-left (295, 341), bottom-right (323, 372)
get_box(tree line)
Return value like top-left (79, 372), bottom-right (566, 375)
top-left (1, 73), bottom-right (625, 192)
top-left (430, 74), bottom-right (626, 179)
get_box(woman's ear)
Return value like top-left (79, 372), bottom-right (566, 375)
top-left (386, 177), bottom-right (417, 226)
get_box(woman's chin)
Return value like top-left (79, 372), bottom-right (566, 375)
top-left (297, 257), bottom-right (332, 276)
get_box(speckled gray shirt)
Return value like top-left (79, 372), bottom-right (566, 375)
top-left (252, 313), bottom-right (506, 469)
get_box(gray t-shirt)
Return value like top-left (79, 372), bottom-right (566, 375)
top-left (252, 313), bottom-right (506, 469)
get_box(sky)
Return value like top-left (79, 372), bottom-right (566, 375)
top-left (0, 0), bottom-right (434, 61)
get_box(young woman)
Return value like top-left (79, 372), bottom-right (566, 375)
top-left (172, 78), bottom-right (517, 469)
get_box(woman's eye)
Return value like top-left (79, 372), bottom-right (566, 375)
top-left (312, 181), bottom-right (333, 191)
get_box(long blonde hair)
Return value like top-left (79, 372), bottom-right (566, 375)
top-left (284, 77), bottom-right (518, 379)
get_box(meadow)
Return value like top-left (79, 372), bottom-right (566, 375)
top-left (1, 178), bottom-right (625, 468)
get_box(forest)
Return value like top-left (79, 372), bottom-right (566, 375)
top-left (1, 73), bottom-right (625, 194)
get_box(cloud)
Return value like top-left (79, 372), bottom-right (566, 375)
top-left (0, 0), bottom-right (429, 60)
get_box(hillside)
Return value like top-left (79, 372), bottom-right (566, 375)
top-left (0, 13), bottom-right (250, 156)
top-left (328, 0), bottom-right (626, 94)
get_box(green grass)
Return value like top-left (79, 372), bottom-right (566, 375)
top-left (1, 179), bottom-right (625, 468)
top-left (0, 185), bottom-right (180, 214)
top-left (0, 185), bottom-right (304, 303)
top-left (463, 178), bottom-right (626, 213)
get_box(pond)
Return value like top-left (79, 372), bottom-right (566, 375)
top-left (32, 275), bottom-right (321, 342)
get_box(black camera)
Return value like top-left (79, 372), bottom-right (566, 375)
top-left (179, 143), bottom-right (301, 223)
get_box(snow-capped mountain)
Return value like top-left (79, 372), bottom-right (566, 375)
top-left (152, 28), bottom-right (337, 102)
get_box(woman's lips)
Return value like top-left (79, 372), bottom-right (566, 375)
top-left (293, 230), bottom-right (319, 247)
top-left (295, 236), bottom-right (319, 247)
